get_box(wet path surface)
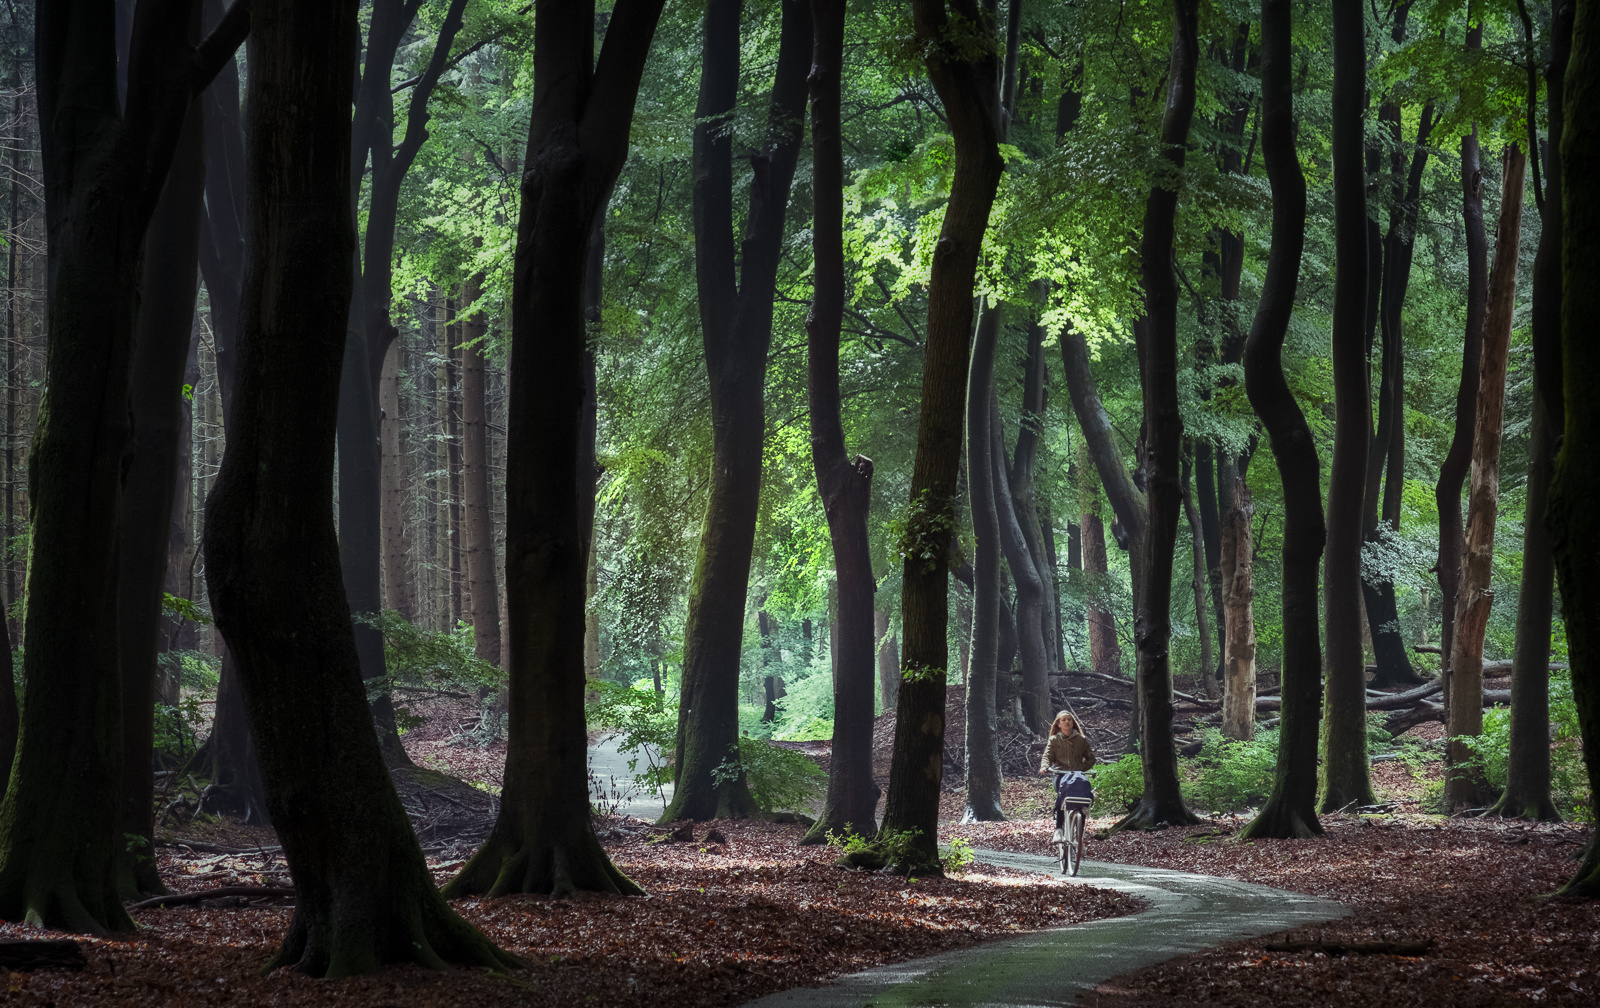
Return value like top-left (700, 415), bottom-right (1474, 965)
top-left (587, 732), bottom-right (673, 820)
top-left (742, 847), bottom-right (1349, 1007)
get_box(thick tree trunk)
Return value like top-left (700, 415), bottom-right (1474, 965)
top-left (1446, 145), bottom-right (1526, 811)
top-left (461, 273), bottom-right (501, 666)
top-left (1492, 2), bottom-right (1571, 822)
top-left (446, 0), bottom-right (665, 897)
top-left (0, 0), bottom-right (243, 937)
top-left (876, 609), bottom-right (900, 711)
top-left (801, 0), bottom-right (880, 842)
top-left (993, 397), bottom-right (1051, 735)
top-left (1115, 0), bottom-right (1202, 833)
top-left (1219, 475), bottom-right (1257, 740)
top-left (117, 91), bottom-right (204, 899)
top-left (663, 0), bottom-right (809, 823)
top-left (1549, 0), bottom-right (1600, 895)
top-left (962, 307), bottom-right (1006, 823)
top-left (204, 0), bottom-right (515, 974)
top-left (1239, 0), bottom-right (1323, 841)
top-left (1318, 0), bottom-right (1377, 814)
top-left (1439, 24), bottom-right (1489, 695)
top-left (879, 0), bottom-right (1004, 873)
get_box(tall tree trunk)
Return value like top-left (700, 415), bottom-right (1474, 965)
top-left (1181, 449), bottom-right (1215, 695)
top-left (663, 0), bottom-right (810, 823)
top-left (203, 0), bottom-right (515, 974)
top-left (879, 0), bottom-right (1004, 874)
top-left (1446, 145), bottom-right (1527, 810)
top-left (443, 0), bottom-right (666, 897)
top-left (380, 339), bottom-right (416, 619)
top-left (1492, 0), bottom-right (1572, 822)
top-left (1318, 0), bottom-right (1377, 814)
top-left (993, 396), bottom-right (1051, 735)
top-left (461, 274), bottom-right (500, 665)
top-left (117, 87), bottom-right (204, 899)
top-left (801, 0), bottom-right (879, 842)
top-left (582, 223), bottom-right (603, 680)
top-left (1115, 0), bottom-right (1202, 833)
top-left (876, 608), bottom-right (899, 711)
top-left (1549, 0), bottom-right (1600, 896)
top-left (1194, 439), bottom-right (1223, 686)
top-left (1219, 474), bottom-right (1256, 739)
top-left (1081, 511), bottom-right (1121, 678)
top-left (0, 0), bottom-right (244, 936)
top-left (1439, 26), bottom-right (1489, 697)
top-left (1240, 0), bottom-right (1323, 841)
top-left (962, 307), bottom-right (1006, 822)
top-left (1011, 315), bottom-right (1061, 677)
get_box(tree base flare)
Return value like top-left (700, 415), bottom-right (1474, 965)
top-left (1485, 791), bottom-right (1562, 822)
top-left (444, 826), bottom-right (643, 899)
top-left (1110, 795), bottom-right (1201, 834)
top-left (1239, 801), bottom-right (1322, 840)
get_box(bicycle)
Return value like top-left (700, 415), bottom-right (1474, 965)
top-left (1055, 802), bottom-right (1087, 876)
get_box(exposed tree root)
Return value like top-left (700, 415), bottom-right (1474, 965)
top-left (444, 825), bottom-right (643, 899)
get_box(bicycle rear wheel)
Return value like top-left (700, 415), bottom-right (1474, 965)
top-left (1064, 808), bottom-right (1084, 876)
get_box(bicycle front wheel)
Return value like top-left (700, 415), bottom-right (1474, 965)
top-left (1064, 808), bottom-right (1084, 876)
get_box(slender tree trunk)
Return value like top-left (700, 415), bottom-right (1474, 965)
top-left (880, 0), bottom-right (1004, 873)
top-left (1011, 317), bottom-right (1060, 677)
top-left (444, 0), bottom-right (665, 897)
top-left (1081, 511), bottom-right (1121, 678)
top-left (1318, 0), bottom-right (1377, 814)
top-left (1219, 475), bottom-right (1256, 739)
top-left (1181, 448), bottom-right (1213, 694)
top-left (993, 396), bottom-right (1051, 735)
top-left (876, 608), bottom-right (899, 711)
top-left (461, 273), bottom-right (500, 665)
top-left (664, 0), bottom-right (810, 823)
top-left (380, 339), bottom-right (416, 619)
top-left (962, 307), bottom-right (1005, 822)
top-left (117, 89), bottom-right (204, 899)
top-left (1446, 145), bottom-right (1527, 811)
top-left (1240, 0), bottom-right (1323, 840)
top-left (801, 0), bottom-right (880, 842)
top-left (204, 0), bottom-right (515, 974)
top-left (1114, 0), bottom-right (1201, 833)
top-left (1439, 24), bottom-right (1489, 697)
top-left (1549, 0), bottom-right (1600, 896)
top-left (1492, 0), bottom-right (1571, 822)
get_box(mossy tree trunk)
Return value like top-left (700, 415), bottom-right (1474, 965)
top-left (0, 0), bottom-right (244, 937)
top-left (662, 0), bottom-right (810, 823)
top-left (204, 0), bottom-right (518, 974)
top-left (441, 0), bottom-right (665, 897)
top-left (879, 0), bottom-right (1004, 874)
top-left (1239, 0), bottom-right (1324, 841)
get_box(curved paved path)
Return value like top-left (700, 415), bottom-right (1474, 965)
top-left (742, 847), bottom-right (1349, 1007)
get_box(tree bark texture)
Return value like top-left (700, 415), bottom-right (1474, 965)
top-left (1549, 0), bottom-right (1600, 896)
top-left (1445, 145), bottom-right (1526, 811)
top-left (664, 0), bottom-right (809, 823)
top-left (0, 0), bottom-right (244, 936)
top-left (801, 0), bottom-right (880, 843)
top-left (204, 0), bottom-right (515, 975)
top-left (1181, 451), bottom-right (1213, 696)
top-left (380, 340), bottom-right (416, 619)
top-left (993, 394), bottom-right (1051, 735)
top-left (117, 86), bottom-right (204, 899)
top-left (1081, 511), bottom-right (1122, 677)
top-left (962, 307), bottom-right (1006, 822)
top-left (444, 0), bottom-right (665, 897)
top-left (1318, 0), bottom-right (1377, 814)
top-left (1239, 0), bottom-right (1324, 840)
top-left (461, 272), bottom-right (501, 666)
top-left (1012, 315), bottom-right (1061, 677)
top-left (1492, 0), bottom-right (1571, 823)
top-left (876, 609), bottom-right (900, 710)
top-left (1220, 476), bottom-right (1257, 740)
top-left (1116, 0), bottom-right (1201, 833)
top-left (881, 0), bottom-right (1004, 873)
top-left (1438, 24), bottom-right (1489, 696)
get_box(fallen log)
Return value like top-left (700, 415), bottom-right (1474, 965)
top-left (157, 838), bottom-right (282, 855)
top-left (127, 886), bottom-right (295, 911)
top-left (1382, 690), bottom-right (1510, 735)
top-left (0, 940), bottom-right (87, 971)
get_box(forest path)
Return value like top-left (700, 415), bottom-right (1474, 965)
top-left (588, 732), bottom-right (674, 819)
top-left (740, 847), bottom-right (1349, 1007)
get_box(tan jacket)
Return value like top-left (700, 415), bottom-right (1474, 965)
top-left (1040, 731), bottom-right (1095, 773)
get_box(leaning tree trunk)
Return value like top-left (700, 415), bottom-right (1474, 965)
top-left (117, 91), bottom-right (205, 899)
top-left (1445, 145), bottom-right (1527, 811)
top-left (663, 0), bottom-right (809, 823)
top-left (1492, 1), bottom-right (1572, 823)
top-left (1116, 0), bottom-right (1202, 833)
top-left (1219, 474), bottom-right (1257, 740)
top-left (1318, 0), bottom-right (1377, 814)
top-left (0, 0), bottom-right (244, 937)
top-left (962, 307), bottom-right (1006, 823)
top-left (1549, 0), bottom-right (1600, 896)
top-left (1239, 0), bottom-right (1323, 841)
top-left (203, 0), bottom-right (516, 974)
top-left (441, 0), bottom-right (666, 897)
top-left (879, 0), bottom-right (1004, 874)
top-left (1439, 23), bottom-right (1490, 698)
top-left (801, 0), bottom-right (881, 843)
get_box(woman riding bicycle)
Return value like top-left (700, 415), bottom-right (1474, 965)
top-left (1039, 712), bottom-right (1095, 860)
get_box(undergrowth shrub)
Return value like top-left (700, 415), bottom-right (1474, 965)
top-left (586, 679), bottom-right (676, 795)
top-left (1451, 672), bottom-right (1592, 821)
top-left (1090, 753), bottom-right (1143, 817)
top-left (358, 611), bottom-right (504, 734)
top-left (1184, 728), bottom-right (1278, 813)
top-left (720, 736), bottom-right (826, 813)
